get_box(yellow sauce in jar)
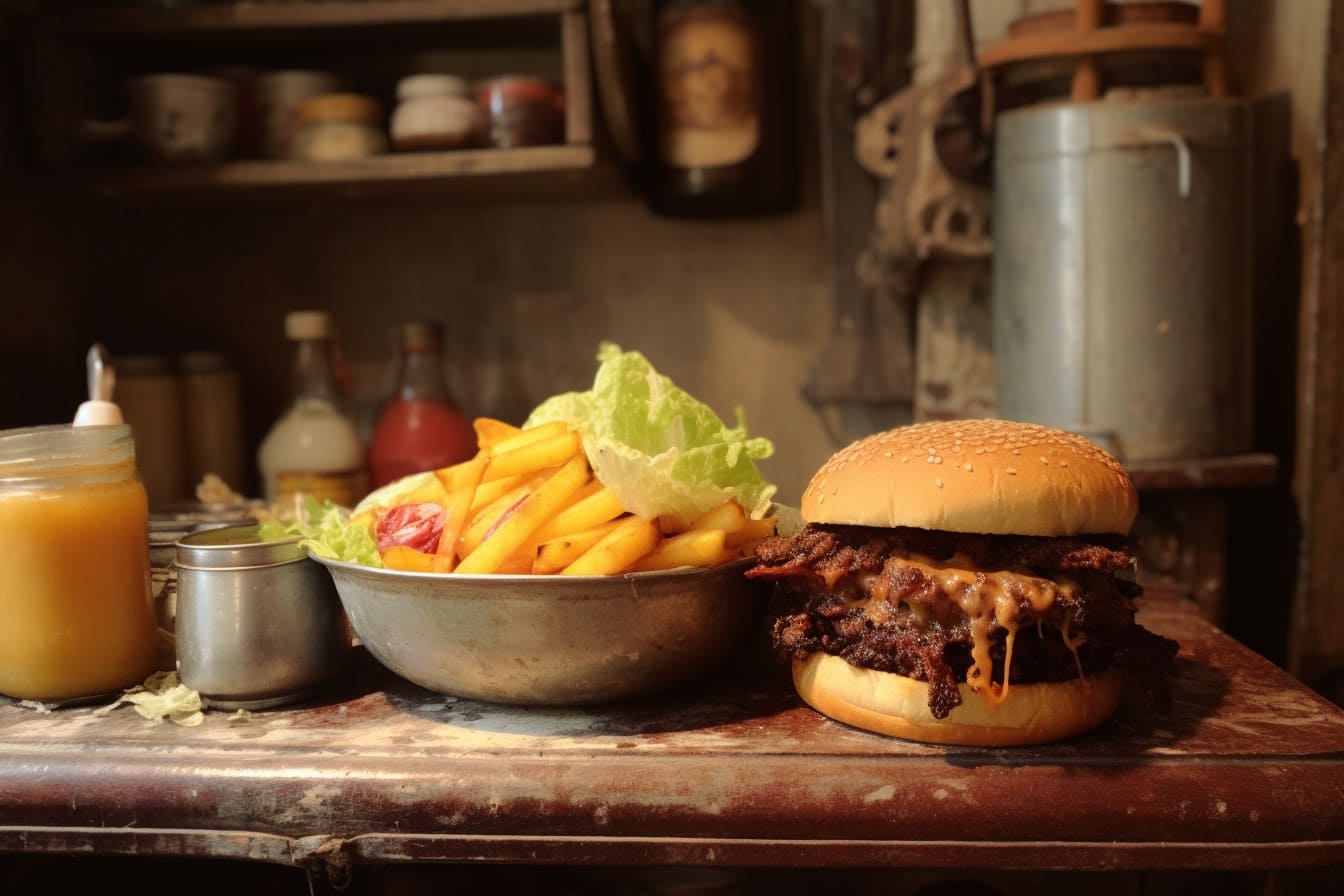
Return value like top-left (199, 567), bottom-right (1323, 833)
top-left (0, 426), bottom-right (160, 701)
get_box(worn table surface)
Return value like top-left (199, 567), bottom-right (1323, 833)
top-left (1, 588), bottom-right (1342, 875)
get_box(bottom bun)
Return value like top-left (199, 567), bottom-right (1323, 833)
top-left (793, 653), bottom-right (1123, 747)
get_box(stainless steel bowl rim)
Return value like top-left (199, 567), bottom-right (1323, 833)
top-left (310, 553), bottom-right (754, 586)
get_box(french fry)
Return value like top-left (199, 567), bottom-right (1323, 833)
top-left (533, 519), bottom-right (623, 574)
top-left (484, 430), bottom-right (582, 482)
top-left (469, 473), bottom-right (527, 512)
top-left (381, 545), bottom-right (437, 573)
top-left (473, 417), bottom-right (521, 450)
top-left (459, 471), bottom-right (552, 557)
top-left (488, 420), bottom-right (570, 456)
top-left (457, 454), bottom-right (591, 574)
top-left (530, 484), bottom-right (625, 544)
top-left (628, 528), bottom-right (730, 572)
top-left (432, 454), bottom-right (488, 572)
top-left (495, 539), bottom-right (542, 575)
top-left (561, 515), bottom-right (661, 576)
top-left (689, 498), bottom-right (748, 534)
top-left (726, 515), bottom-right (778, 548)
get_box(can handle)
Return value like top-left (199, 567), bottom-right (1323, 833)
top-left (1131, 125), bottom-right (1192, 198)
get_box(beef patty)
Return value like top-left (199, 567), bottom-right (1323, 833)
top-left (748, 524), bottom-right (1177, 719)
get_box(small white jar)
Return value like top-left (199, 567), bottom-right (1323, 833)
top-left (391, 74), bottom-right (482, 151)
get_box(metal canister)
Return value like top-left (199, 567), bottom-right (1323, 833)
top-left (991, 92), bottom-right (1253, 461)
top-left (174, 524), bottom-right (351, 709)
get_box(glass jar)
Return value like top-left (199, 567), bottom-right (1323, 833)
top-left (474, 75), bottom-right (565, 148)
top-left (0, 424), bottom-right (161, 702)
top-left (646, 0), bottom-right (799, 217)
top-left (292, 93), bottom-right (387, 162)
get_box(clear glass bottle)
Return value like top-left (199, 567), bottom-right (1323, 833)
top-left (0, 424), bottom-right (161, 701)
top-left (258, 311), bottom-right (368, 508)
top-left (368, 320), bottom-right (477, 488)
top-left (646, 0), bottom-right (799, 218)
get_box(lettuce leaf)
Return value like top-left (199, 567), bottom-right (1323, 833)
top-left (525, 342), bottom-right (776, 528)
top-left (258, 495), bottom-right (383, 567)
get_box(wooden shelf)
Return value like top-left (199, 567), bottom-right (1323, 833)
top-left (47, 0), bottom-right (582, 38)
top-left (1125, 452), bottom-right (1278, 492)
top-left (12, 1), bottom-right (602, 202)
top-left (33, 144), bottom-right (602, 201)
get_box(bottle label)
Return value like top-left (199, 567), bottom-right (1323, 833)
top-left (274, 469), bottom-right (369, 509)
top-left (657, 6), bottom-right (760, 169)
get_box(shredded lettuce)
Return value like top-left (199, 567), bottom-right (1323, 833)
top-left (526, 342), bottom-right (776, 528)
top-left (96, 671), bottom-right (205, 727)
top-left (258, 495), bottom-right (383, 567)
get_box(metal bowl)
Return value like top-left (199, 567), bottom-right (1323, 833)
top-left (311, 556), bottom-right (768, 706)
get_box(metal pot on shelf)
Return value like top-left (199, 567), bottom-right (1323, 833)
top-left (991, 90), bottom-right (1254, 462)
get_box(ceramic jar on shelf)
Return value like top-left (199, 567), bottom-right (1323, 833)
top-left (291, 93), bottom-right (387, 161)
top-left (390, 74), bottom-right (483, 151)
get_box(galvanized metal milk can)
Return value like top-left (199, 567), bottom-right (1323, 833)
top-left (991, 92), bottom-right (1253, 461)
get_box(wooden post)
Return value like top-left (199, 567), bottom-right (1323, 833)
top-left (1070, 0), bottom-right (1103, 102)
top-left (1199, 0), bottom-right (1229, 97)
top-left (561, 9), bottom-right (592, 146)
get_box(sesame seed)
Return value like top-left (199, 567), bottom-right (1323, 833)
top-left (963, 463), bottom-right (973, 472)
top-left (1060, 461), bottom-right (1069, 468)
top-left (818, 494), bottom-right (825, 504)
top-left (974, 447), bottom-right (984, 455)
top-left (1011, 449), bottom-right (1021, 456)
top-left (1040, 456), bottom-right (1049, 464)
top-left (1006, 467), bottom-right (1017, 475)
top-left (883, 451), bottom-right (893, 458)
top-left (927, 447), bottom-right (936, 455)
top-left (934, 478), bottom-right (943, 488)
top-left (926, 456), bottom-right (935, 463)
top-left (901, 456), bottom-right (908, 463)
top-left (933, 457), bottom-right (942, 464)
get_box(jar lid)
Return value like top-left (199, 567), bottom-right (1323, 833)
top-left (297, 93), bottom-right (383, 125)
top-left (285, 310), bottom-right (333, 340)
top-left (398, 73), bottom-right (468, 101)
top-left (175, 523), bottom-right (306, 570)
top-left (0, 423), bottom-right (135, 481)
top-left (475, 75), bottom-right (563, 102)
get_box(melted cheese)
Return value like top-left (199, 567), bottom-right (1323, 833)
top-left (859, 551), bottom-right (1081, 710)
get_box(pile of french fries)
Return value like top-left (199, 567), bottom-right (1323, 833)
top-left (354, 418), bottom-right (778, 575)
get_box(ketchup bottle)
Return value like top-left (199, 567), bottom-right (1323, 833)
top-left (368, 321), bottom-right (476, 488)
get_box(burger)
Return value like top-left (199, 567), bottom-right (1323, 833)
top-left (746, 419), bottom-right (1177, 747)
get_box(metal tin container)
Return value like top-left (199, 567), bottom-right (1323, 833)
top-left (174, 524), bottom-right (351, 709)
top-left (992, 93), bottom-right (1253, 461)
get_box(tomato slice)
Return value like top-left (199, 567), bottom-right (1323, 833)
top-left (376, 502), bottom-right (446, 553)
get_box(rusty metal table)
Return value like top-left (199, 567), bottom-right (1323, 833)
top-left (1, 588), bottom-right (1342, 879)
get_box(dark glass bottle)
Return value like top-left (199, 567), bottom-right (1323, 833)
top-left (645, 0), bottom-right (799, 217)
top-left (367, 321), bottom-right (476, 489)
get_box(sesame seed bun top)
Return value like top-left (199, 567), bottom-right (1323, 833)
top-left (800, 419), bottom-right (1138, 537)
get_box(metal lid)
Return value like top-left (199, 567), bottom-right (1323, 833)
top-left (175, 523), bottom-right (306, 569)
top-left (995, 93), bottom-right (1248, 160)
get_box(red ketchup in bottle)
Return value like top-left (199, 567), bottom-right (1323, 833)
top-left (368, 321), bottom-right (477, 488)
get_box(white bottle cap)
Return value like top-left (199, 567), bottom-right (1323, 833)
top-left (73, 399), bottom-right (124, 427)
top-left (285, 310), bottom-right (333, 340)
